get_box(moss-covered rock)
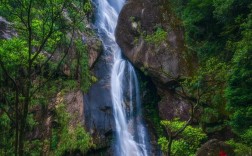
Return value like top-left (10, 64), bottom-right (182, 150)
top-left (116, 0), bottom-right (194, 85)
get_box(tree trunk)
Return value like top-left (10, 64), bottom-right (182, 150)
top-left (18, 119), bottom-right (24, 156)
top-left (15, 90), bottom-right (19, 156)
top-left (18, 85), bottom-right (30, 156)
top-left (167, 137), bottom-right (173, 156)
top-left (18, 103), bottom-right (28, 156)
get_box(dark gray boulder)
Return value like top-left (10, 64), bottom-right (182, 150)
top-left (116, 0), bottom-right (193, 85)
top-left (116, 0), bottom-right (196, 122)
top-left (196, 139), bottom-right (235, 156)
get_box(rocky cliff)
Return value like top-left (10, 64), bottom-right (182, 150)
top-left (116, 0), bottom-right (196, 121)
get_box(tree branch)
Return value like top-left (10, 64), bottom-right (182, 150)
top-left (0, 59), bottom-right (17, 88)
top-left (30, 27), bottom-right (75, 98)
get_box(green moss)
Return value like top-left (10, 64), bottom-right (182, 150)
top-left (145, 28), bottom-right (167, 45)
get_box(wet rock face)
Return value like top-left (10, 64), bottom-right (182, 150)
top-left (196, 139), bottom-right (235, 156)
top-left (84, 50), bottom-right (116, 152)
top-left (0, 16), bottom-right (17, 39)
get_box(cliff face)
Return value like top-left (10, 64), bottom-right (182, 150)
top-left (116, 0), bottom-right (195, 121)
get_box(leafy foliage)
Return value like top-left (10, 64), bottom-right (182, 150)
top-left (225, 11), bottom-right (252, 135)
top-left (75, 39), bottom-right (97, 92)
top-left (158, 119), bottom-right (207, 156)
top-left (0, 113), bottom-right (14, 155)
top-left (0, 0), bottom-right (93, 155)
top-left (226, 139), bottom-right (252, 156)
top-left (170, 0), bottom-right (252, 155)
top-left (52, 104), bottom-right (93, 156)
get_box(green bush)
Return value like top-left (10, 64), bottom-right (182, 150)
top-left (226, 139), bottom-right (252, 156)
top-left (52, 103), bottom-right (93, 155)
top-left (158, 119), bottom-right (207, 156)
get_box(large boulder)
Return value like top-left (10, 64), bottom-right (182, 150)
top-left (116, 0), bottom-right (192, 86)
top-left (116, 0), bottom-right (196, 121)
top-left (196, 139), bottom-right (235, 156)
top-left (158, 89), bottom-right (191, 120)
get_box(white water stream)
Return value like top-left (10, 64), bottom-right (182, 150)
top-left (92, 0), bottom-right (150, 155)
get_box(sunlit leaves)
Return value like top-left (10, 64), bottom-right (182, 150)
top-left (0, 38), bottom-right (28, 69)
top-left (83, 0), bottom-right (92, 13)
top-left (158, 137), bottom-right (168, 152)
top-left (159, 119), bottom-right (207, 155)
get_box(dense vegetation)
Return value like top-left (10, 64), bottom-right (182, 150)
top-left (0, 0), bottom-right (94, 155)
top-left (0, 0), bottom-right (251, 155)
top-left (156, 0), bottom-right (252, 155)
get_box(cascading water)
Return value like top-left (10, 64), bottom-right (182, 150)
top-left (92, 0), bottom-right (150, 155)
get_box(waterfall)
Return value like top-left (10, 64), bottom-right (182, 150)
top-left (92, 0), bottom-right (150, 155)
